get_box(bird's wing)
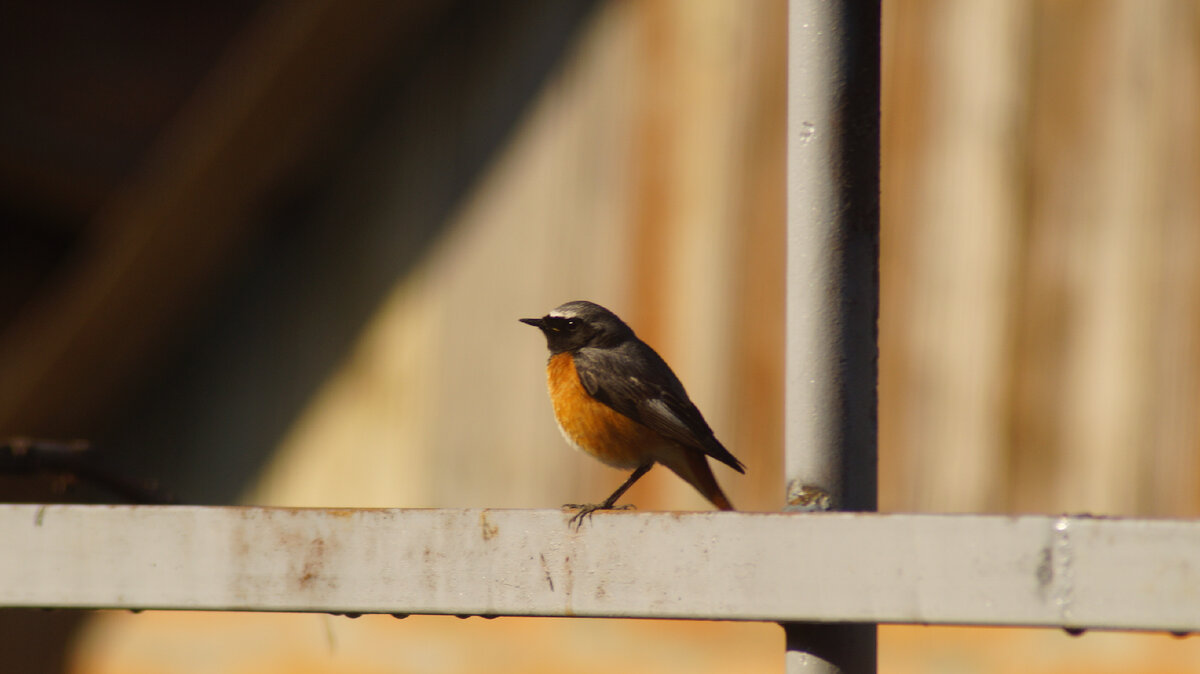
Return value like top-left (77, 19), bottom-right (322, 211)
top-left (574, 346), bottom-right (745, 473)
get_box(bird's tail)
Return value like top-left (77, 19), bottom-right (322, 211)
top-left (660, 448), bottom-right (737, 511)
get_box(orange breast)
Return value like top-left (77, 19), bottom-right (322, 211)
top-left (546, 352), bottom-right (661, 469)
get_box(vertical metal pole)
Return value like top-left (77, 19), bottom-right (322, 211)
top-left (784, 0), bottom-right (880, 672)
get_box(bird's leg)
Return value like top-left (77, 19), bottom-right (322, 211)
top-left (565, 462), bottom-right (653, 529)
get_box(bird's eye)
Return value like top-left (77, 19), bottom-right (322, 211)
top-left (564, 318), bottom-right (579, 330)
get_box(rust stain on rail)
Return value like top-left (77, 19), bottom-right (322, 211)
top-left (480, 511), bottom-right (499, 541)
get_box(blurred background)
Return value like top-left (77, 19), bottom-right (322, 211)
top-left (1, 0), bottom-right (1198, 672)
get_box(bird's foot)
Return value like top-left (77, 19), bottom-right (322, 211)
top-left (562, 502), bottom-right (636, 530)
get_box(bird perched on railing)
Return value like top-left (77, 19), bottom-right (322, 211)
top-left (521, 300), bottom-right (744, 528)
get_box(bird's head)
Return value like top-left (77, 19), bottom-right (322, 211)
top-left (520, 300), bottom-right (634, 354)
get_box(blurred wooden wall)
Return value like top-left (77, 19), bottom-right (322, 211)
top-left (248, 0), bottom-right (1200, 519)
top-left (881, 0), bottom-right (1200, 516)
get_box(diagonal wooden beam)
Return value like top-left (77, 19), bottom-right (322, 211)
top-left (0, 0), bottom-right (449, 436)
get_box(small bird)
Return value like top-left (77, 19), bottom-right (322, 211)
top-left (521, 300), bottom-right (745, 527)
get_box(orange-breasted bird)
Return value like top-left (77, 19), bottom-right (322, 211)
top-left (521, 300), bottom-right (745, 527)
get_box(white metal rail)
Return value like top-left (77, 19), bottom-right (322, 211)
top-left (3, 505), bottom-right (1198, 634)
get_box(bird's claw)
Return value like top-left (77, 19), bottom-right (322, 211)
top-left (562, 502), bottom-right (636, 530)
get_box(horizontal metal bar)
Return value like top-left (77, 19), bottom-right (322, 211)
top-left (2, 505), bottom-right (1197, 633)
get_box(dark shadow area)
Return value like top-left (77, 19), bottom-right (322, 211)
top-left (100, 0), bottom-right (600, 504)
top-left (0, 610), bottom-right (85, 674)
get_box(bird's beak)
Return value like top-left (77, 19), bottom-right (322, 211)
top-left (519, 317), bottom-right (544, 328)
